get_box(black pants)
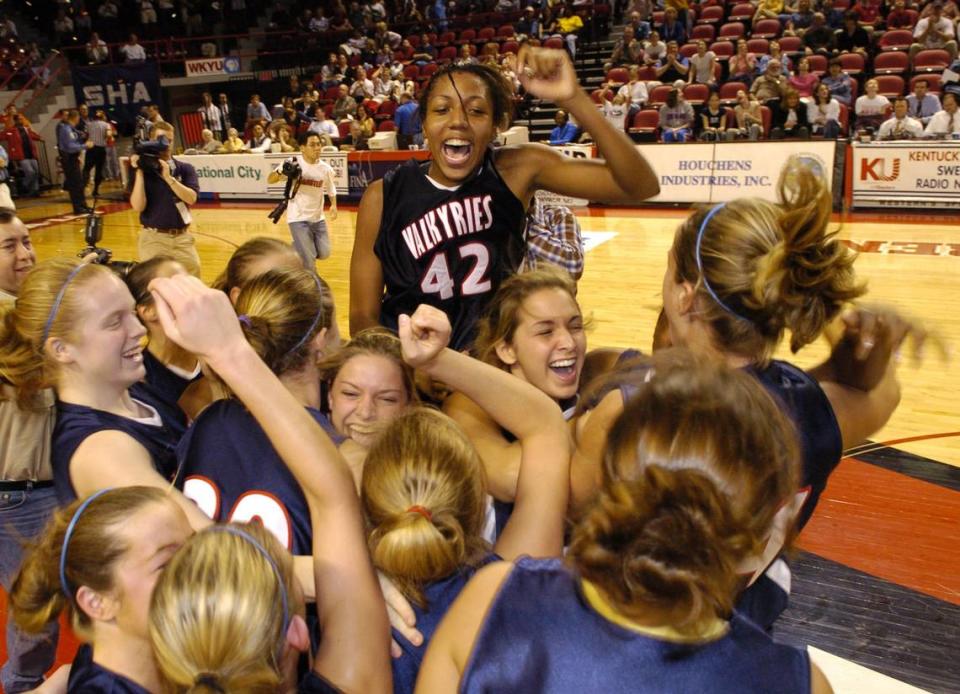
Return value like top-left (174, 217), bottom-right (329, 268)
top-left (82, 146), bottom-right (106, 196)
top-left (62, 153), bottom-right (86, 212)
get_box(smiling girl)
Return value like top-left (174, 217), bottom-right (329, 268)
top-left (350, 47), bottom-right (659, 350)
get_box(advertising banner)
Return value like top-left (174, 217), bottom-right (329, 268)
top-left (851, 141), bottom-right (960, 209)
top-left (180, 152), bottom-right (349, 198)
top-left (184, 56), bottom-right (241, 77)
top-left (72, 62), bottom-right (162, 134)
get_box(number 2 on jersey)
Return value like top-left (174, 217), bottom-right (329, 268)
top-left (420, 242), bottom-right (492, 300)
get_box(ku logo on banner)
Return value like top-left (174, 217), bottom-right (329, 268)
top-left (860, 158), bottom-right (901, 182)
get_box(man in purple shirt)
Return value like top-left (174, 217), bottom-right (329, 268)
top-left (129, 121), bottom-right (201, 276)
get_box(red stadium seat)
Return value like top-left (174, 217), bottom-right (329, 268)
top-left (378, 120), bottom-right (396, 132)
top-left (403, 64), bottom-right (420, 80)
top-left (636, 65), bottom-right (658, 80)
top-left (691, 24), bottom-right (716, 41)
top-left (680, 42), bottom-right (699, 58)
top-left (498, 24), bottom-right (515, 38)
top-left (439, 46), bottom-right (457, 61)
top-left (878, 29), bottom-right (913, 51)
top-left (652, 11), bottom-right (665, 24)
top-left (648, 84), bottom-right (673, 106)
top-left (753, 19), bottom-right (781, 39)
top-left (362, 99), bottom-right (379, 116)
top-left (838, 52), bottom-right (865, 75)
top-left (874, 51), bottom-right (909, 74)
top-left (338, 121), bottom-right (351, 139)
top-left (718, 22), bottom-right (745, 40)
top-left (710, 40), bottom-right (735, 60)
top-left (719, 81), bottom-right (747, 103)
top-left (875, 75), bottom-right (905, 98)
top-left (628, 109), bottom-right (660, 135)
top-left (760, 105), bottom-right (772, 138)
top-left (778, 36), bottom-right (802, 54)
top-left (544, 36), bottom-right (565, 49)
top-left (747, 38), bottom-right (769, 55)
top-left (913, 49), bottom-right (951, 73)
top-left (697, 5), bottom-right (724, 24)
top-left (458, 29), bottom-right (477, 44)
top-left (910, 73), bottom-right (942, 94)
top-left (683, 83), bottom-right (710, 105)
top-left (376, 100), bottom-right (397, 120)
top-left (591, 88), bottom-right (610, 103)
top-left (406, 34), bottom-right (421, 48)
top-left (501, 40), bottom-right (519, 54)
top-left (324, 86), bottom-right (340, 101)
top-left (838, 103), bottom-right (849, 135)
top-left (607, 67), bottom-right (630, 84)
top-left (477, 27), bottom-right (497, 43)
top-left (435, 31), bottom-right (455, 47)
top-left (806, 54), bottom-right (828, 75)
top-left (729, 4), bottom-right (754, 21)
top-left (421, 63), bottom-right (439, 78)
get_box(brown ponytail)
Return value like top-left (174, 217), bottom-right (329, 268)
top-left (672, 157), bottom-right (864, 360)
top-left (568, 349), bottom-right (799, 632)
top-left (10, 487), bottom-right (168, 637)
top-left (362, 408), bottom-right (488, 607)
top-left (210, 237), bottom-right (301, 294)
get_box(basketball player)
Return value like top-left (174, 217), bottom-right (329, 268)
top-left (211, 236), bottom-right (304, 302)
top-left (267, 133), bottom-right (338, 273)
top-left (364, 304), bottom-right (569, 693)
top-left (417, 352), bottom-right (833, 693)
top-left (350, 46), bottom-right (660, 350)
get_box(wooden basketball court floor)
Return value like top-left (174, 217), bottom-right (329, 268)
top-left (2, 187), bottom-right (958, 692)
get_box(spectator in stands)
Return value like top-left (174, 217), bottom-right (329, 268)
top-left (944, 57), bottom-right (960, 97)
top-left (836, 11), bottom-right (870, 55)
top-left (822, 0), bottom-right (846, 29)
top-left (269, 106), bottom-right (307, 142)
top-left (771, 88), bottom-right (811, 138)
top-left (548, 110), bottom-right (579, 144)
top-left (97, 0), bottom-right (120, 38)
top-left (246, 94), bottom-right (271, 127)
top-left (729, 39), bottom-right (757, 84)
top-left (821, 58), bottom-right (853, 105)
top-left (333, 84), bottom-right (358, 122)
top-left (643, 30), bottom-right (666, 65)
top-left (878, 97), bottom-right (925, 138)
top-left (751, 59), bottom-right (788, 104)
top-left (374, 21), bottom-right (401, 50)
top-left (803, 13), bottom-right (837, 55)
top-left (349, 66), bottom-right (376, 102)
top-left (627, 10), bottom-right (652, 40)
top-left (553, 5), bottom-right (584, 58)
top-left (221, 127), bottom-right (247, 152)
top-left (371, 68), bottom-right (397, 103)
top-left (119, 33), bottom-right (147, 62)
top-left (754, 0), bottom-right (784, 23)
top-left (140, 0), bottom-right (159, 34)
top-left (340, 119), bottom-right (370, 150)
top-left (246, 123), bottom-right (272, 152)
top-left (851, 0), bottom-right (883, 31)
top-left (4, 106), bottom-right (29, 133)
top-left (619, 65), bottom-right (650, 115)
top-left (308, 109), bottom-right (340, 147)
top-left (660, 87), bottom-right (695, 141)
top-left (697, 91), bottom-right (732, 140)
top-left (198, 92), bottom-right (223, 143)
top-left (921, 0), bottom-right (960, 22)
top-left (413, 34), bottom-right (438, 64)
top-left (1, 115), bottom-right (43, 197)
top-left (394, 92), bottom-right (423, 150)
top-left (924, 91), bottom-right (960, 134)
top-left (782, 0), bottom-right (815, 37)
top-left (605, 26), bottom-right (643, 71)
top-left (217, 93), bottom-right (236, 134)
top-left (733, 89), bottom-right (764, 139)
top-left (886, 0), bottom-right (915, 30)
top-left (657, 7), bottom-right (687, 45)
top-left (601, 92), bottom-right (630, 133)
top-left (83, 110), bottom-right (110, 198)
top-left (355, 105), bottom-right (375, 140)
top-left (789, 56), bottom-right (820, 97)
top-left (758, 40), bottom-right (792, 77)
top-left (275, 127), bottom-right (298, 153)
top-left (854, 78), bottom-right (891, 130)
top-left (85, 31), bottom-right (108, 64)
top-left (199, 129), bottom-right (222, 153)
top-left (656, 41), bottom-right (690, 83)
top-left (319, 53), bottom-right (340, 87)
top-left (911, 3), bottom-right (958, 60)
top-left (808, 82), bottom-right (842, 137)
top-left (515, 6), bottom-right (536, 39)
top-left (53, 9), bottom-right (74, 46)
top-left (688, 40), bottom-right (718, 86)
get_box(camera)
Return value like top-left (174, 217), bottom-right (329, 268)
top-left (76, 209), bottom-right (137, 275)
top-left (268, 157), bottom-right (303, 224)
top-left (134, 134), bottom-right (170, 175)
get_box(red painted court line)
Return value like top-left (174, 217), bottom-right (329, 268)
top-left (799, 457), bottom-right (960, 605)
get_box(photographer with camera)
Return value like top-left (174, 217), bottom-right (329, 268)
top-left (129, 121), bottom-right (201, 277)
top-left (266, 132), bottom-right (337, 273)
top-left (57, 108), bottom-right (94, 214)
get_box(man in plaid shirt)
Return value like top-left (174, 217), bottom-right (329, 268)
top-left (522, 196), bottom-right (585, 281)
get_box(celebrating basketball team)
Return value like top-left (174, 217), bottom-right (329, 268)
top-left (0, 47), bottom-right (927, 694)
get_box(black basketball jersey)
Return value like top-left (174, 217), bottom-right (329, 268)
top-left (375, 150), bottom-right (527, 351)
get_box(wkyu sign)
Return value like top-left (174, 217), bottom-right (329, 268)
top-left (185, 56), bottom-right (241, 77)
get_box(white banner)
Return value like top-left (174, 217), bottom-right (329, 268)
top-left (851, 141), bottom-right (960, 209)
top-left (171, 152), bottom-right (348, 199)
top-left (638, 141), bottom-right (837, 203)
top-left (184, 56), bottom-right (241, 77)
top-left (535, 144), bottom-right (595, 208)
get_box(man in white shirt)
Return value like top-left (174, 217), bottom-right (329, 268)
top-left (925, 92), bottom-right (960, 134)
top-left (854, 78), bottom-right (891, 130)
top-left (910, 3), bottom-right (958, 59)
top-left (308, 110), bottom-right (340, 145)
top-left (85, 32), bottom-right (108, 64)
top-left (198, 92), bottom-right (223, 142)
top-left (119, 33), bottom-right (147, 62)
top-left (877, 98), bottom-right (924, 138)
top-left (267, 133), bottom-right (338, 272)
top-left (246, 123), bottom-right (272, 152)
top-left (618, 65), bottom-right (650, 116)
top-left (349, 67), bottom-right (375, 101)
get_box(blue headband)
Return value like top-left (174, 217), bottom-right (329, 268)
top-left (206, 525), bottom-right (290, 658)
top-left (694, 203), bottom-right (747, 321)
top-left (284, 274), bottom-right (325, 358)
top-left (42, 264), bottom-right (87, 346)
top-left (60, 488), bottom-right (114, 598)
